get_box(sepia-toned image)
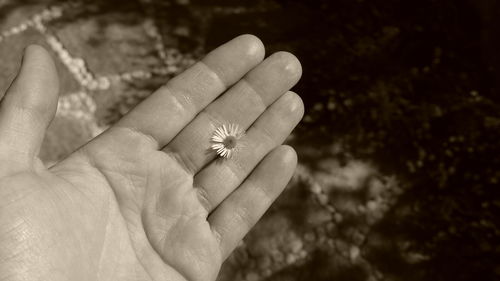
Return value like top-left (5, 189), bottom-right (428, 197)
top-left (0, 1), bottom-right (498, 280)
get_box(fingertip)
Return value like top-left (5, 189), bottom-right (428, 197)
top-left (25, 44), bottom-right (48, 56)
top-left (264, 145), bottom-right (297, 179)
top-left (222, 34), bottom-right (265, 65)
top-left (203, 34), bottom-right (266, 87)
top-left (22, 44), bottom-right (59, 91)
top-left (271, 51), bottom-right (302, 81)
top-left (236, 34), bottom-right (265, 62)
top-left (0, 44), bottom-right (60, 158)
top-left (276, 145), bottom-right (298, 170)
top-left (24, 44), bottom-right (56, 67)
top-left (281, 91), bottom-right (305, 118)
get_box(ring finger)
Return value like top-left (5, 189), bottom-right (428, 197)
top-left (194, 90), bottom-right (304, 213)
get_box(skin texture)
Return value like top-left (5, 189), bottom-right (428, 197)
top-left (0, 35), bottom-right (303, 281)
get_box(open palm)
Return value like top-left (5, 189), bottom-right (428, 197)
top-left (0, 35), bottom-right (303, 281)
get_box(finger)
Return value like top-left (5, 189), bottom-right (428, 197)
top-left (90, 34), bottom-right (265, 151)
top-left (208, 145), bottom-right (297, 259)
top-left (0, 45), bottom-right (59, 162)
top-left (163, 52), bottom-right (302, 174)
top-left (194, 91), bottom-right (303, 212)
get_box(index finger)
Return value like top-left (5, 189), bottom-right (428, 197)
top-left (90, 34), bottom-right (265, 151)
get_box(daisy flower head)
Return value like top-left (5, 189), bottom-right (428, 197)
top-left (211, 123), bottom-right (245, 159)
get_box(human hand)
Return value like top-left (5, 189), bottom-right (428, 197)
top-left (0, 35), bottom-right (303, 281)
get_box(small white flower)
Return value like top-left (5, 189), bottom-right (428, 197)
top-left (211, 123), bottom-right (245, 159)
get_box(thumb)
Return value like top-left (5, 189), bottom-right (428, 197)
top-left (0, 44), bottom-right (59, 165)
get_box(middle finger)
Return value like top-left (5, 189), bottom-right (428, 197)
top-left (162, 51), bottom-right (302, 174)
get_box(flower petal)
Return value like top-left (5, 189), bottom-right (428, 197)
top-left (212, 123), bottom-right (246, 158)
top-left (211, 143), bottom-right (223, 149)
top-left (211, 135), bottom-right (224, 142)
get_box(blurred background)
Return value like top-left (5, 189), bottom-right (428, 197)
top-left (1, 0), bottom-right (499, 280)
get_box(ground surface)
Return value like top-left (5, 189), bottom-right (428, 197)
top-left (0, 1), bottom-right (499, 281)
